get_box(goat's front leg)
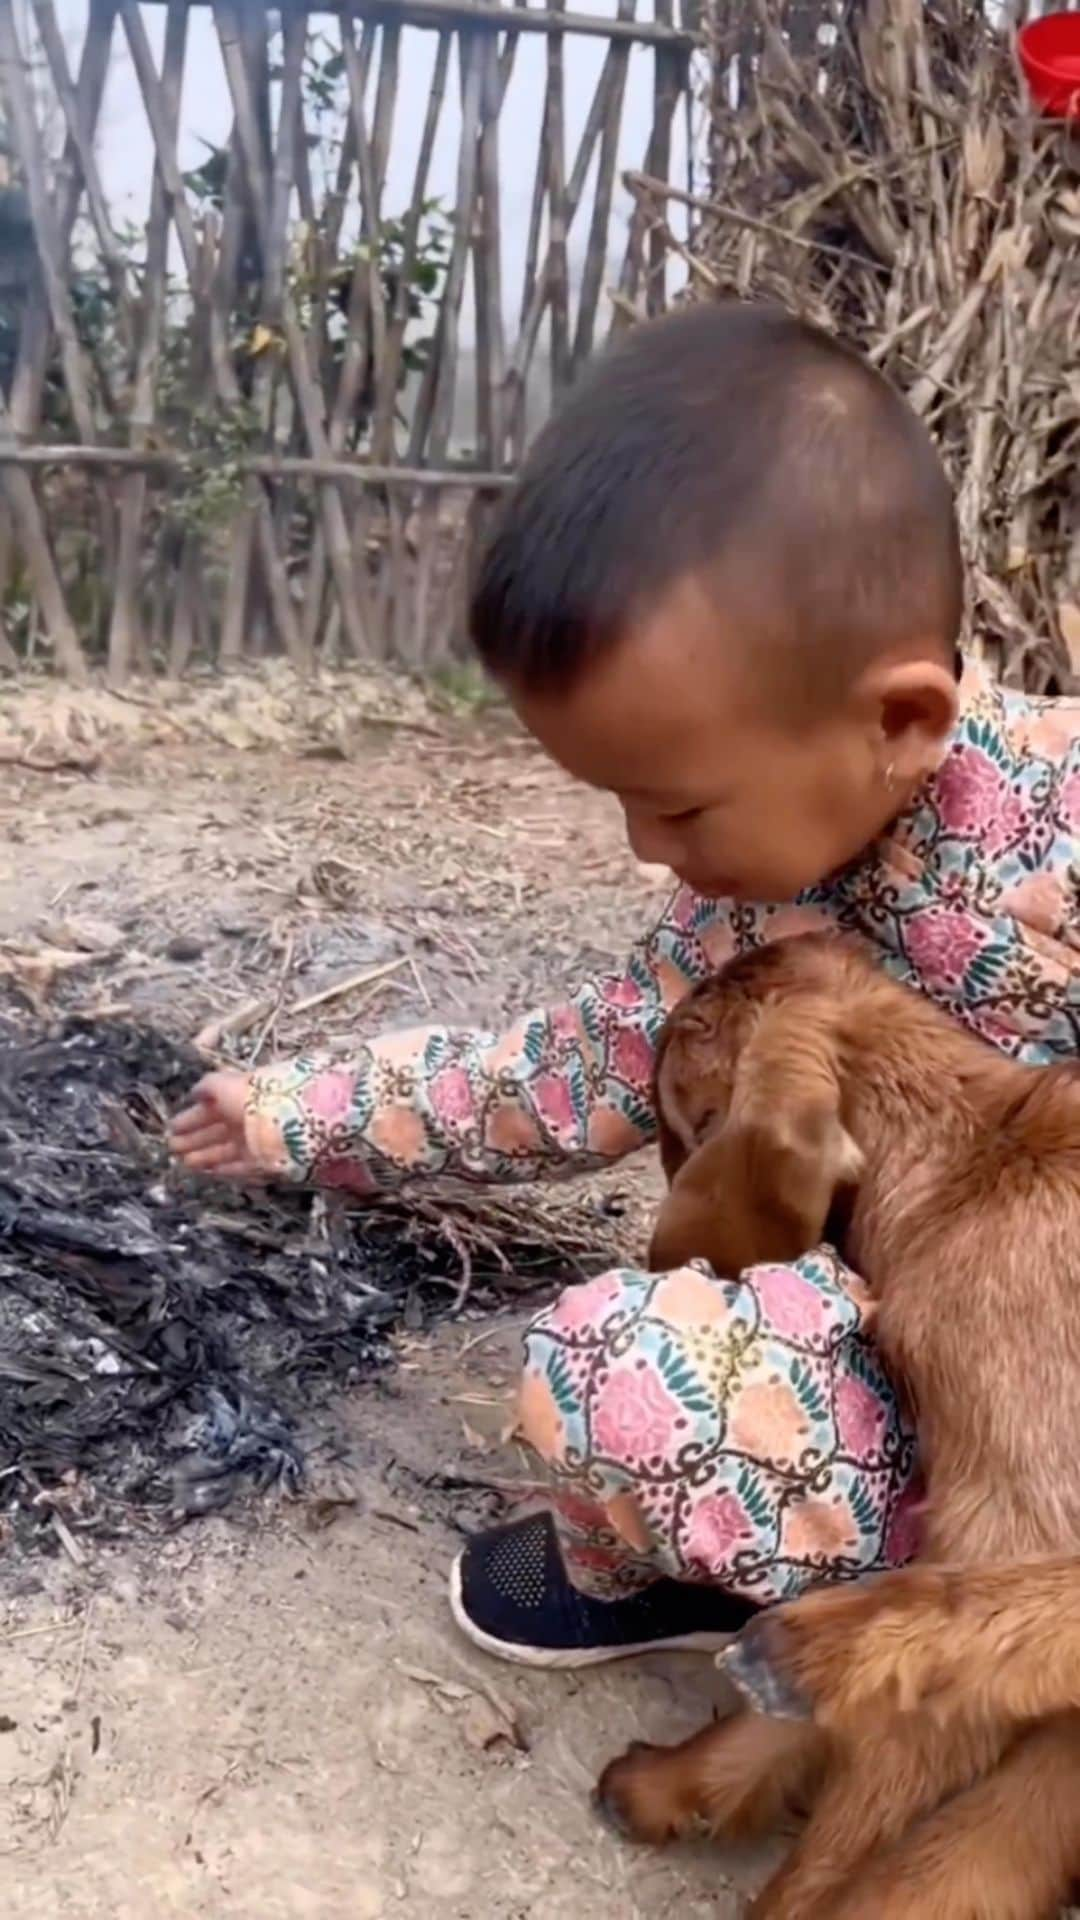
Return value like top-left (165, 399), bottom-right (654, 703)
top-left (595, 1710), bottom-right (826, 1848)
top-left (724, 1556), bottom-right (1080, 1739)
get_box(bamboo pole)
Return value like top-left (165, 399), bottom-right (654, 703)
top-left (473, 29), bottom-right (506, 470)
top-left (214, 0), bottom-right (370, 660)
top-left (407, 28), bottom-right (483, 659)
top-left (246, 4), bottom-right (311, 669)
top-left (123, 0), bottom-right (253, 671)
top-left (572, 0), bottom-right (635, 364)
top-left (121, 0), bottom-right (313, 671)
top-left (259, 11), bottom-right (304, 651)
top-left (297, 13), bottom-right (373, 654)
top-left (135, 0), bottom-right (702, 49)
top-left (168, 536), bottom-right (201, 678)
top-left (119, 0), bottom-right (238, 401)
top-left (0, 447), bottom-right (515, 487)
top-left (495, 0), bottom-right (527, 108)
top-left (646, 28), bottom-right (681, 316)
top-left (0, 393), bottom-right (87, 681)
top-left (8, 0), bottom-right (114, 440)
top-left (543, 0), bottom-right (570, 397)
top-left (371, 18), bottom-right (401, 199)
top-left (309, 20), bottom-right (374, 356)
top-left (329, 16), bottom-right (390, 447)
top-left (370, 27), bottom-right (451, 463)
top-left (507, 12), bottom-right (642, 442)
top-left (338, 9), bottom-right (390, 639)
top-left (0, 0), bottom-right (101, 442)
top-left (0, 0), bottom-right (116, 675)
top-left (107, 0), bottom-right (189, 681)
top-left (0, 507), bottom-right (16, 668)
top-left (409, 29), bottom-right (482, 466)
top-left (206, 136), bottom-right (258, 666)
top-left (29, 0), bottom-right (134, 355)
top-left (517, 93), bottom-right (548, 354)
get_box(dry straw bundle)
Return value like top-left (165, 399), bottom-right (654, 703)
top-left (653, 0), bottom-right (1080, 690)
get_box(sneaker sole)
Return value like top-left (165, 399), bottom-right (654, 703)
top-left (448, 1553), bottom-right (738, 1671)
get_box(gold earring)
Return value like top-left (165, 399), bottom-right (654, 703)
top-left (884, 762), bottom-right (897, 789)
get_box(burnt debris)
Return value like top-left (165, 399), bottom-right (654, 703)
top-left (0, 1015), bottom-right (597, 1552)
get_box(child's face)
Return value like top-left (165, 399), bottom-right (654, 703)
top-left (511, 576), bottom-right (957, 903)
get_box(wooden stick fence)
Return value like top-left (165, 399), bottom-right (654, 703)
top-left (0, 0), bottom-right (701, 681)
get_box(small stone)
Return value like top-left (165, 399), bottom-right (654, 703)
top-left (165, 934), bottom-right (204, 963)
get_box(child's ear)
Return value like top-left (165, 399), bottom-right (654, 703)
top-left (859, 658), bottom-right (959, 788)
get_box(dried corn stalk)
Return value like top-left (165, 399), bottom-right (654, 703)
top-left (680, 0), bottom-right (1080, 690)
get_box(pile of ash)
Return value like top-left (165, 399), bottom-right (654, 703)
top-left (0, 1015), bottom-right (611, 1553)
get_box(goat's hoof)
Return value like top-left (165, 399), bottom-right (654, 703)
top-left (722, 1613), bottom-right (813, 1722)
top-left (593, 1742), bottom-right (680, 1845)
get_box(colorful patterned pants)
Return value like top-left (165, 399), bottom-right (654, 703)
top-left (518, 1252), bottom-right (922, 1602)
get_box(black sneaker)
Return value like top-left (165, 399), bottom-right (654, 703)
top-left (449, 1512), bottom-right (760, 1669)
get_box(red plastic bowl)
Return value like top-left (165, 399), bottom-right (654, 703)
top-left (1018, 12), bottom-right (1080, 121)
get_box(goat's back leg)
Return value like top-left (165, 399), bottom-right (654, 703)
top-left (822, 1712), bottom-right (1080, 1920)
top-left (748, 1710), bottom-right (1012, 1920)
top-left (595, 1710), bottom-right (825, 1847)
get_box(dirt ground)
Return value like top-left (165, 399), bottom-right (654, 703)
top-left (0, 674), bottom-right (775, 1918)
top-left (2, 1318), bottom-right (783, 1920)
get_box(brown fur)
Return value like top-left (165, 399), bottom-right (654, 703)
top-left (596, 1712), bottom-right (829, 1847)
top-left (598, 933), bottom-right (1080, 1917)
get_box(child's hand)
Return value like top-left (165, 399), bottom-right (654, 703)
top-left (170, 1070), bottom-right (263, 1180)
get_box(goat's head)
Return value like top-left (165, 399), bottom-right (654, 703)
top-left (650, 935), bottom-right (868, 1275)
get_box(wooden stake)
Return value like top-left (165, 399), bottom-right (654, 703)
top-left (107, 0), bottom-right (189, 681)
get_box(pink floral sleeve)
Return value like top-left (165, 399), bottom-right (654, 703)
top-left (243, 660), bottom-right (1080, 1195)
top-left (242, 889), bottom-right (831, 1193)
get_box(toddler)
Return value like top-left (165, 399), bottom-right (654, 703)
top-left (173, 303), bottom-right (1080, 1669)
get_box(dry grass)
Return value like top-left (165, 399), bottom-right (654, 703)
top-left (638, 0), bottom-right (1080, 690)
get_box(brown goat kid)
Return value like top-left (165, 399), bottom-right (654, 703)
top-left (596, 933), bottom-right (1080, 1920)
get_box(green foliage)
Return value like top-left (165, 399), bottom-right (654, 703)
top-left (429, 660), bottom-right (506, 714)
top-left (170, 399), bottom-right (262, 539)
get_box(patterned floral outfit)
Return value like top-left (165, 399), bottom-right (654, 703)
top-left (244, 665), bottom-right (1080, 1601)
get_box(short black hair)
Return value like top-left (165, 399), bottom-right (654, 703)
top-left (470, 301), bottom-right (963, 698)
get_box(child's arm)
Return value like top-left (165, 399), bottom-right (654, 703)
top-left (172, 886), bottom-right (750, 1191)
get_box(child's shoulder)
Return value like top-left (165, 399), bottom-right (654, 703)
top-left (915, 660), bottom-right (1080, 877)
top-left (828, 660), bottom-right (1080, 1064)
top-left (959, 657), bottom-right (1080, 771)
top-left (884, 660), bottom-right (1079, 879)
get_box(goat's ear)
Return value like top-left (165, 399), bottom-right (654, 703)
top-left (654, 1043), bottom-right (694, 1185)
top-left (649, 1004), bottom-right (862, 1276)
top-left (654, 1002), bottom-right (734, 1185)
top-left (653, 1012), bottom-right (709, 1185)
top-left (656, 1113), bottom-right (687, 1189)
